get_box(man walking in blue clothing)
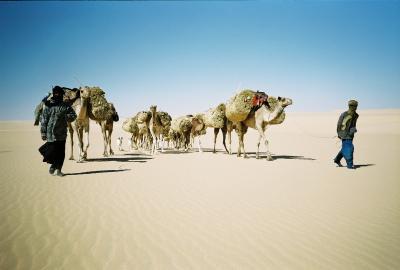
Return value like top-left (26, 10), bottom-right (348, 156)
top-left (40, 86), bottom-right (77, 176)
top-left (334, 100), bottom-right (359, 169)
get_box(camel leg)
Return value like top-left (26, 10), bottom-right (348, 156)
top-left (108, 129), bottom-right (114, 156)
top-left (78, 128), bottom-right (84, 162)
top-left (263, 129), bottom-right (273, 161)
top-left (221, 126), bottom-right (228, 154)
top-left (228, 130), bottom-right (232, 155)
top-left (150, 132), bottom-right (157, 155)
top-left (255, 121), bottom-right (264, 159)
top-left (102, 126), bottom-right (108, 157)
top-left (83, 126), bottom-right (90, 160)
top-left (213, 128), bottom-right (219, 153)
top-left (226, 121), bottom-right (233, 155)
top-left (197, 136), bottom-right (203, 153)
top-left (256, 133), bottom-right (262, 159)
top-left (160, 134), bottom-right (165, 152)
top-left (237, 122), bottom-right (248, 158)
top-left (184, 132), bottom-right (190, 152)
top-left (69, 127), bottom-right (75, 160)
top-left (237, 131), bottom-right (242, 157)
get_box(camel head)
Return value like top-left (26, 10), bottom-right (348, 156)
top-left (108, 103), bottom-right (119, 122)
top-left (79, 87), bottom-right (91, 100)
top-left (277, 97), bottom-right (293, 108)
top-left (191, 116), bottom-right (205, 134)
top-left (150, 105), bottom-right (157, 113)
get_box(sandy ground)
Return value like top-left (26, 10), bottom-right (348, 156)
top-left (0, 110), bottom-right (399, 270)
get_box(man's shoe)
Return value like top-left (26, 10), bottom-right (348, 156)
top-left (334, 159), bottom-right (343, 167)
top-left (347, 166), bottom-right (356, 170)
top-left (54, 169), bottom-right (65, 177)
top-left (49, 166), bottom-right (55, 175)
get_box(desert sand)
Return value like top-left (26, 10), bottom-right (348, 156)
top-left (0, 110), bottom-right (399, 270)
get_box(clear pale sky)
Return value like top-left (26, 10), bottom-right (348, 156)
top-left (0, 1), bottom-right (399, 120)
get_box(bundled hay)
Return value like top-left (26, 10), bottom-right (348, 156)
top-left (135, 111), bottom-right (151, 124)
top-left (171, 116), bottom-right (192, 133)
top-left (225, 89), bottom-right (256, 122)
top-left (202, 103), bottom-right (226, 128)
top-left (122, 117), bottom-right (139, 134)
top-left (87, 86), bottom-right (113, 120)
top-left (157, 111), bottom-right (172, 128)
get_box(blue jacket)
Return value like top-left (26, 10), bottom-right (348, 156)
top-left (40, 98), bottom-right (77, 142)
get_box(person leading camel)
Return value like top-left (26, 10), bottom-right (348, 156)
top-left (334, 100), bottom-right (359, 169)
top-left (40, 86), bottom-right (77, 176)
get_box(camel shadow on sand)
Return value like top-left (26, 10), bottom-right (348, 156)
top-left (154, 148), bottom-right (226, 154)
top-left (64, 169), bottom-right (130, 176)
top-left (86, 154), bottom-right (153, 163)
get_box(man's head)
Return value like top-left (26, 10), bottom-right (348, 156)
top-left (348, 100), bottom-right (358, 109)
top-left (52, 86), bottom-right (64, 100)
top-left (348, 99), bottom-right (358, 115)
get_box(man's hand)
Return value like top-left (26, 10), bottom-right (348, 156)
top-left (349, 127), bottom-right (357, 134)
top-left (41, 135), bottom-right (47, 141)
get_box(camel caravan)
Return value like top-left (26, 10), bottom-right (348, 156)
top-left (36, 87), bottom-right (292, 161)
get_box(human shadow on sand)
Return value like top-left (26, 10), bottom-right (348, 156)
top-left (64, 169), bottom-right (130, 176)
top-left (354, 164), bottom-right (375, 169)
top-left (271, 155), bottom-right (316, 161)
top-left (231, 152), bottom-right (316, 161)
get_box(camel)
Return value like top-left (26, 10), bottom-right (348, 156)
top-left (135, 111), bottom-right (152, 151)
top-left (195, 103), bottom-right (228, 153)
top-left (226, 96), bottom-right (293, 160)
top-left (170, 115), bottom-right (204, 152)
top-left (149, 105), bottom-right (164, 154)
top-left (96, 102), bottom-right (119, 157)
top-left (122, 117), bottom-right (140, 151)
top-left (67, 88), bottom-right (91, 162)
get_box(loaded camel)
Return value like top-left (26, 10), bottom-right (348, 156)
top-left (225, 91), bottom-right (292, 160)
top-left (96, 102), bottom-right (119, 157)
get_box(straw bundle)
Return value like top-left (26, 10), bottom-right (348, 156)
top-left (225, 89), bottom-right (256, 122)
top-left (203, 103), bottom-right (226, 128)
top-left (157, 111), bottom-right (172, 128)
top-left (122, 117), bottom-right (139, 134)
top-left (87, 86), bottom-right (113, 120)
top-left (171, 116), bottom-right (192, 133)
top-left (136, 111), bottom-right (151, 124)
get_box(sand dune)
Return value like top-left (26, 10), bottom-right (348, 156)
top-left (1, 110), bottom-right (399, 269)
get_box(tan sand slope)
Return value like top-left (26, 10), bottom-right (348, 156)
top-left (0, 110), bottom-right (399, 269)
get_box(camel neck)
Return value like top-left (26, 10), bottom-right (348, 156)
top-left (78, 98), bottom-right (88, 119)
top-left (151, 110), bottom-right (161, 125)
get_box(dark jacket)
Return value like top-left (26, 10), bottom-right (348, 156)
top-left (40, 98), bottom-right (77, 142)
top-left (337, 111), bottom-right (359, 140)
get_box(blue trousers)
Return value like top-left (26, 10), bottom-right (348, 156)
top-left (335, 139), bottom-right (354, 168)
